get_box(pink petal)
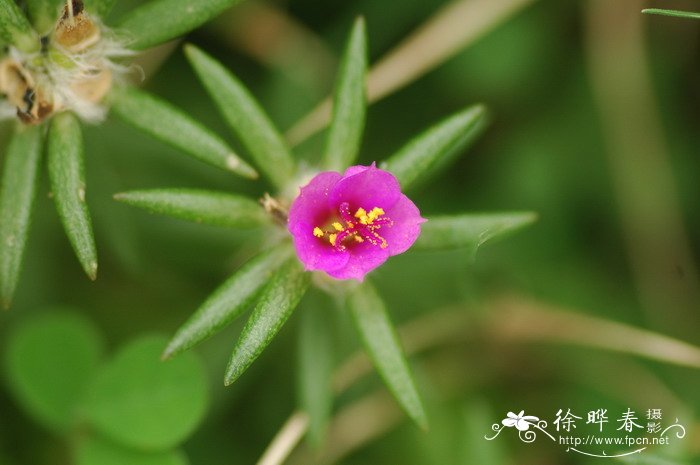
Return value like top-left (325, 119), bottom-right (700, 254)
top-left (290, 221), bottom-right (350, 273)
top-left (329, 164), bottom-right (401, 212)
top-left (325, 240), bottom-right (390, 281)
top-left (288, 171), bottom-right (342, 228)
top-left (381, 194), bottom-right (426, 256)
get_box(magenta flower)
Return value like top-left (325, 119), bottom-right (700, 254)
top-left (288, 163), bottom-right (426, 280)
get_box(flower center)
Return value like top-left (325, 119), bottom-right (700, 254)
top-left (313, 202), bottom-right (393, 251)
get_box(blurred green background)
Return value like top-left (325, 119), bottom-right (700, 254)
top-left (1, 0), bottom-right (699, 464)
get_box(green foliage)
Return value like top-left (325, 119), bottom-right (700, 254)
top-left (0, 125), bottom-right (43, 308)
top-left (414, 212), bottom-right (537, 253)
top-left (382, 104), bottom-right (489, 190)
top-left (297, 304), bottom-right (334, 446)
top-left (323, 17), bottom-right (367, 172)
top-left (117, 0), bottom-right (243, 50)
top-left (85, 0), bottom-right (119, 18)
top-left (26, 0), bottom-right (63, 33)
top-left (86, 336), bottom-right (208, 450)
top-left (76, 435), bottom-right (188, 465)
top-left (0, 0), bottom-right (38, 52)
top-left (348, 281), bottom-right (428, 430)
top-left (48, 113), bottom-right (98, 280)
top-left (225, 259), bottom-right (310, 385)
top-left (184, 44), bottom-right (296, 190)
top-left (163, 244), bottom-right (294, 359)
top-left (110, 87), bottom-right (257, 179)
top-left (642, 9), bottom-right (700, 20)
top-left (4, 312), bottom-right (209, 462)
top-left (4, 312), bottom-right (103, 433)
top-left (114, 188), bottom-right (269, 228)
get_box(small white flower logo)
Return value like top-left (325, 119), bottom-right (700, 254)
top-left (502, 411), bottom-right (539, 431)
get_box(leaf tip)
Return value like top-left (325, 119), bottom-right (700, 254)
top-left (161, 339), bottom-right (180, 361)
top-left (226, 155), bottom-right (258, 179)
top-left (183, 43), bottom-right (200, 61)
top-left (87, 261), bottom-right (98, 281)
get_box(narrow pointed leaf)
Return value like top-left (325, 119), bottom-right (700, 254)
top-left (48, 113), bottom-right (98, 280)
top-left (0, 125), bottom-right (43, 308)
top-left (0, 0), bottom-right (39, 52)
top-left (225, 259), bottom-right (310, 385)
top-left (118, 0), bottom-right (243, 50)
top-left (185, 44), bottom-right (296, 189)
top-left (84, 0), bottom-right (119, 18)
top-left (163, 244), bottom-right (294, 359)
top-left (114, 188), bottom-right (269, 228)
top-left (26, 0), bottom-right (63, 34)
top-left (298, 304), bottom-right (333, 446)
top-left (382, 104), bottom-right (489, 190)
top-left (348, 282), bottom-right (428, 429)
top-left (323, 17), bottom-right (367, 172)
top-left (642, 8), bottom-right (700, 19)
top-left (111, 87), bottom-right (257, 179)
top-left (414, 212), bottom-right (537, 253)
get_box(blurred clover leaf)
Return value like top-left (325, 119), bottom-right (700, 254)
top-left (86, 335), bottom-right (208, 450)
top-left (0, 0), bottom-right (252, 307)
top-left (4, 310), bottom-right (103, 432)
top-left (4, 312), bottom-right (209, 463)
top-left (76, 435), bottom-right (188, 465)
top-left (114, 17), bottom-right (536, 440)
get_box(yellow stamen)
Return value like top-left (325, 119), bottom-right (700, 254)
top-left (329, 233), bottom-right (338, 246)
top-left (332, 222), bottom-right (344, 231)
top-left (368, 207), bottom-right (385, 222)
top-left (354, 208), bottom-right (367, 219)
top-left (313, 227), bottom-right (324, 238)
top-left (354, 236), bottom-right (364, 243)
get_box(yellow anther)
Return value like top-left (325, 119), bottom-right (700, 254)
top-left (313, 227), bottom-right (324, 238)
top-left (329, 233), bottom-right (338, 246)
top-left (368, 207), bottom-right (385, 222)
top-left (354, 208), bottom-right (367, 219)
top-left (332, 222), bottom-right (344, 231)
top-left (354, 236), bottom-right (364, 243)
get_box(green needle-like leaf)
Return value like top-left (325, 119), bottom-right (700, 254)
top-left (5, 312), bottom-right (104, 433)
top-left (86, 336), bottom-right (208, 450)
top-left (382, 104), bottom-right (488, 190)
top-left (0, 125), bottom-right (43, 308)
top-left (84, 0), bottom-right (119, 18)
top-left (297, 304), bottom-right (333, 446)
top-left (163, 244), bottom-right (294, 359)
top-left (0, 0), bottom-right (39, 52)
top-left (414, 212), bottom-right (537, 253)
top-left (185, 44), bottom-right (296, 190)
top-left (322, 17), bottom-right (367, 172)
top-left (642, 8), bottom-right (700, 19)
top-left (348, 282), bottom-right (428, 429)
top-left (110, 87), bottom-right (257, 179)
top-left (224, 259), bottom-right (310, 385)
top-left (48, 112), bottom-right (98, 280)
top-left (117, 0), bottom-right (243, 50)
top-left (26, 0), bottom-right (63, 34)
top-left (114, 188), bottom-right (269, 228)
